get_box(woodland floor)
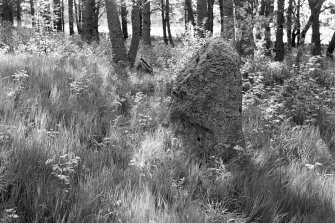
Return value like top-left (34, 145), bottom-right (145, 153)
top-left (1, 30), bottom-right (335, 222)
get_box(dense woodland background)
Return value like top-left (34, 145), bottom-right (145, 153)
top-left (1, 0), bottom-right (335, 222)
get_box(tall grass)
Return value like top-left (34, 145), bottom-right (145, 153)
top-left (1, 36), bottom-right (335, 223)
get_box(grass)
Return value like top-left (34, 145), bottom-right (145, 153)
top-left (1, 33), bottom-right (335, 223)
top-left (239, 107), bottom-right (335, 222)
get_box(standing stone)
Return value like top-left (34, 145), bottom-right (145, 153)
top-left (170, 37), bottom-right (244, 162)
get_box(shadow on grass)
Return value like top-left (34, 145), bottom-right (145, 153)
top-left (231, 156), bottom-right (335, 223)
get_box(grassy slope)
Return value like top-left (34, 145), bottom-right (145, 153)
top-left (1, 32), bottom-right (335, 222)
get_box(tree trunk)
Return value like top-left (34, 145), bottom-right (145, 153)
top-left (128, 0), bottom-right (141, 65)
top-left (1, 0), bottom-right (13, 52)
top-left (295, 0), bottom-right (324, 71)
top-left (264, 0), bottom-right (274, 56)
top-left (75, 0), bottom-right (83, 34)
top-left (61, 0), bottom-right (65, 31)
top-left (2, 0), bottom-right (14, 23)
top-left (79, 0), bottom-right (83, 33)
top-left (218, 0), bottom-right (224, 35)
top-left (185, 0), bottom-right (195, 26)
top-left (121, 0), bottom-right (128, 39)
top-left (309, 0), bottom-right (322, 55)
top-left (16, 0), bottom-right (21, 26)
top-left (327, 31), bottom-right (335, 59)
top-left (287, 0), bottom-right (293, 51)
top-left (206, 0), bottom-right (215, 33)
top-left (30, 0), bottom-right (35, 26)
top-left (234, 0), bottom-right (254, 56)
top-left (43, 2), bottom-right (52, 31)
top-left (69, 0), bottom-right (74, 35)
top-left (75, 1), bottom-right (80, 33)
top-left (311, 11), bottom-right (321, 55)
top-left (166, 0), bottom-right (174, 46)
top-left (105, 0), bottom-right (128, 63)
top-left (260, 0), bottom-right (273, 55)
top-left (161, 0), bottom-right (168, 44)
top-left (255, 0), bottom-right (262, 40)
top-left (54, 0), bottom-right (62, 31)
top-left (299, 0), bottom-right (324, 46)
top-left (275, 0), bottom-right (284, 61)
top-left (257, 0), bottom-right (265, 40)
top-left (142, 0), bottom-right (151, 45)
top-left (197, 0), bottom-right (207, 37)
top-left (82, 0), bottom-right (99, 42)
top-left (82, 0), bottom-right (94, 40)
top-left (223, 0), bottom-right (234, 39)
top-left (139, 0), bottom-right (142, 36)
top-left (295, 0), bottom-right (301, 47)
top-left (93, 3), bottom-right (99, 39)
top-left (291, 0), bottom-right (298, 47)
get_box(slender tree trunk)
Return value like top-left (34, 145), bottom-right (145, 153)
top-left (224, 0), bottom-right (234, 39)
top-left (311, 11), bottom-right (321, 55)
top-left (105, 0), bottom-right (128, 63)
top-left (255, 0), bottom-right (263, 40)
top-left (43, 1), bottom-right (52, 31)
top-left (294, 0), bottom-right (302, 71)
top-left (69, 0), bottom-right (74, 35)
top-left (139, 0), bottom-right (142, 36)
top-left (291, 0), bottom-right (299, 47)
top-left (3, 0), bottom-right (14, 23)
top-left (218, 0), bottom-right (224, 36)
top-left (197, 0), bottom-right (207, 37)
top-left (185, 0), bottom-right (195, 27)
top-left (299, 0), bottom-right (325, 46)
top-left (30, 0), bottom-right (35, 27)
top-left (128, 0), bottom-right (141, 65)
top-left (287, 0), bottom-right (293, 51)
top-left (309, 0), bottom-right (322, 55)
top-left (2, 0), bottom-right (13, 52)
top-left (327, 31), bottom-right (335, 59)
top-left (234, 0), bottom-right (254, 56)
top-left (54, 0), bottom-right (62, 31)
top-left (77, 0), bottom-right (83, 33)
top-left (184, 4), bottom-right (187, 31)
top-left (62, 0), bottom-right (65, 31)
top-left (275, 0), bottom-right (284, 61)
top-left (166, 0), bottom-right (174, 46)
top-left (16, 0), bottom-right (21, 26)
top-left (161, 0), bottom-right (168, 44)
top-left (206, 0), bottom-right (214, 33)
top-left (93, 3), bottom-right (99, 40)
top-left (259, 1), bottom-right (265, 23)
top-left (79, 0), bottom-right (83, 33)
top-left (296, 0), bottom-right (301, 46)
top-left (121, 0), bottom-right (128, 39)
top-left (142, 0), bottom-right (151, 45)
top-left (263, 0), bottom-right (274, 55)
top-left (75, 1), bottom-right (81, 33)
top-left (296, 0), bottom-right (324, 71)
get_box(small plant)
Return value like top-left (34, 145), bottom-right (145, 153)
top-left (45, 153), bottom-right (80, 185)
top-left (2, 208), bottom-right (19, 222)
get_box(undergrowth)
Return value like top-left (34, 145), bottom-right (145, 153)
top-left (1, 29), bottom-right (335, 223)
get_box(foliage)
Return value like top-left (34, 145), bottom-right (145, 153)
top-left (1, 26), bottom-right (335, 223)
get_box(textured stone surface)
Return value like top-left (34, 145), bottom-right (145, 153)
top-left (170, 37), bottom-right (245, 162)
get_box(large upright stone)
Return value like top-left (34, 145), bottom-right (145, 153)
top-left (170, 37), bottom-right (244, 162)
